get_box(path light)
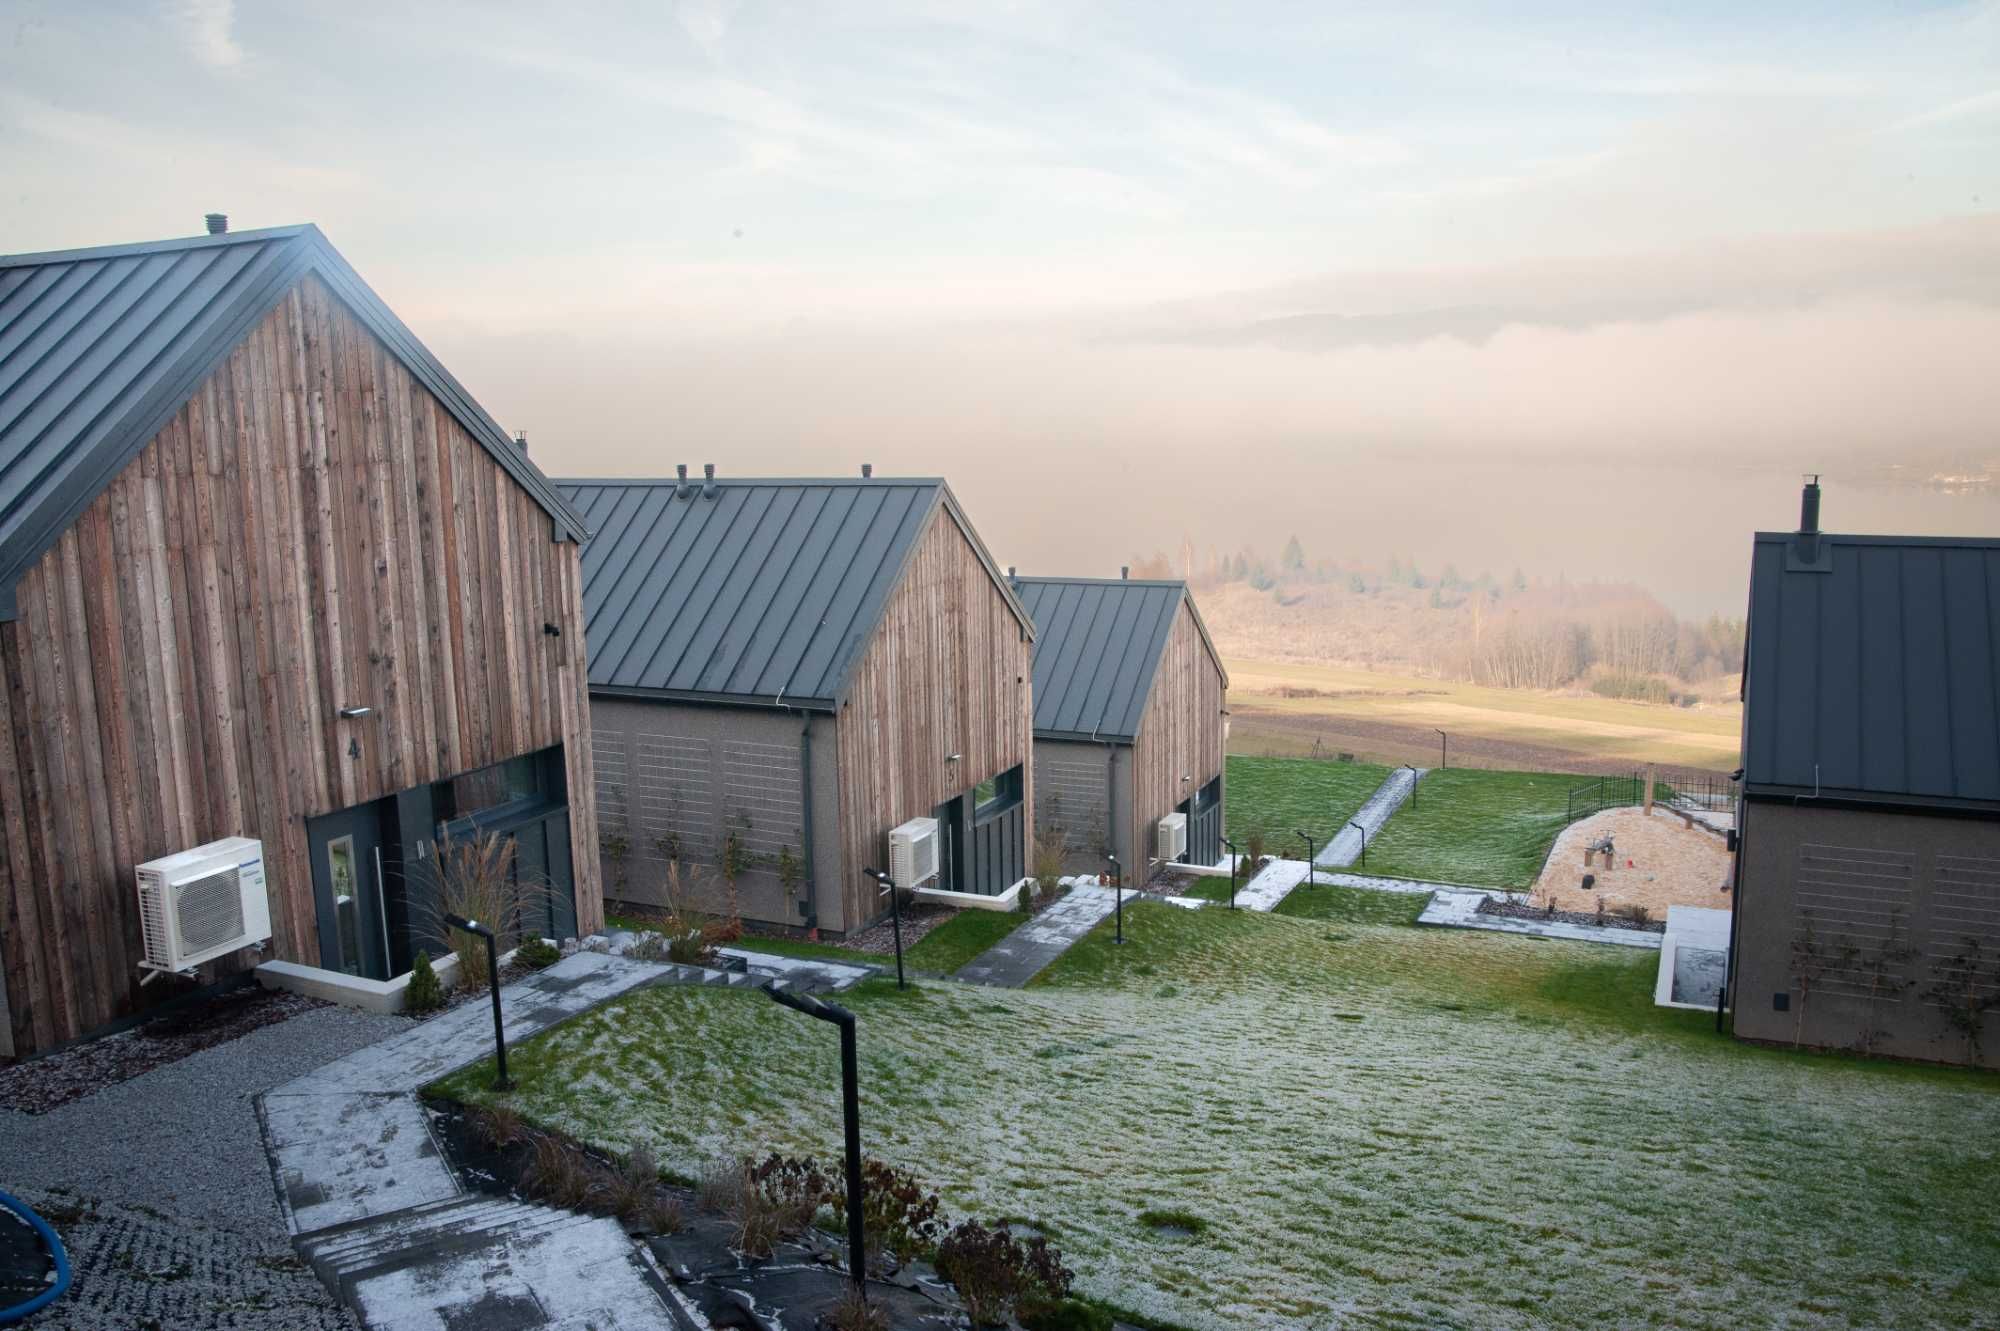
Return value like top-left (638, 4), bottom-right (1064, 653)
top-left (1296, 830), bottom-right (1315, 888)
top-left (442, 912), bottom-right (510, 1091)
top-left (1434, 729), bottom-right (1448, 770)
top-left (1348, 820), bottom-right (1368, 870)
top-left (763, 983), bottom-right (867, 1302)
top-left (1404, 764), bottom-right (1419, 808)
top-left (862, 868), bottom-right (904, 989)
top-left (1220, 835), bottom-right (1238, 910)
top-left (1106, 854), bottom-right (1122, 944)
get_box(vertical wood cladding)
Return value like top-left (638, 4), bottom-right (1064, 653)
top-left (0, 274), bottom-right (599, 1055)
top-left (833, 506), bottom-right (1033, 929)
top-left (1127, 598), bottom-right (1227, 873)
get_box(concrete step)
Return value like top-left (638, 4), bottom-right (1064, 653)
top-left (302, 1194), bottom-right (583, 1290)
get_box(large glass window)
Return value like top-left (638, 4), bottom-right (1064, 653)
top-left (974, 765), bottom-right (1024, 820)
top-left (328, 834), bottom-right (361, 975)
top-left (436, 754), bottom-right (542, 823)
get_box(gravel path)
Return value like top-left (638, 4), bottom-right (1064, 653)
top-left (0, 1003), bottom-right (405, 1240)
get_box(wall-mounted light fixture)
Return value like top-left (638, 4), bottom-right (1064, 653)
top-left (543, 622), bottom-right (562, 637)
top-left (338, 705), bottom-right (372, 719)
top-left (945, 753), bottom-right (961, 763)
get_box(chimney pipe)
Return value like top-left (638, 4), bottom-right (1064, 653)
top-left (702, 463), bottom-right (718, 500)
top-left (1120, 565), bottom-right (1129, 580)
top-left (204, 213), bottom-right (228, 235)
top-left (513, 429), bottom-right (528, 453)
top-left (861, 463), bottom-right (873, 479)
top-left (1797, 473), bottom-right (1822, 565)
top-left (674, 464), bottom-right (692, 499)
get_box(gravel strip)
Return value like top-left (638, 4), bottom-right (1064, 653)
top-left (0, 1003), bottom-right (406, 1241)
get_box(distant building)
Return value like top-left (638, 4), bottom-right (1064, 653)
top-left (1730, 480), bottom-right (2000, 1068)
top-left (561, 474), bottom-right (1035, 933)
top-left (1014, 575), bottom-right (1228, 879)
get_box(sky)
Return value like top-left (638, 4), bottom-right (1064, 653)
top-left (4, 0), bottom-right (1999, 615)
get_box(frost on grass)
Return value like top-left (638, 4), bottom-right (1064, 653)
top-left (436, 904), bottom-right (2000, 1331)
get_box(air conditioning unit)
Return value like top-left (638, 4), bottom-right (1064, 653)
top-left (1157, 813), bottom-right (1188, 863)
top-left (135, 836), bottom-right (272, 978)
top-left (888, 817), bottom-right (940, 888)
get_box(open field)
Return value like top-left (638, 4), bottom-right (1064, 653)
top-left (438, 904), bottom-right (2000, 1331)
top-left (1223, 754), bottom-right (1393, 855)
top-left (1226, 657), bottom-right (1742, 774)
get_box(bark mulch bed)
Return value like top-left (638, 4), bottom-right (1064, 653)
top-left (1137, 867), bottom-right (1212, 896)
top-left (1476, 897), bottom-right (1666, 934)
top-left (0, 985), bottom-right (326, 1116)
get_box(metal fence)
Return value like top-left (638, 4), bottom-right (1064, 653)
top-left (1566, 770), bottom-right (1738, 822)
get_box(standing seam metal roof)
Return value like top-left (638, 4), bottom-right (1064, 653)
top-left (1014, 577), bottom-right (1223, 742)
top-left (0, 224), bottom-right (586, 618)
top-left (560, 478), bottom-right (1031, 708)
top-left (1743, 531), bottom-right (2000, 806)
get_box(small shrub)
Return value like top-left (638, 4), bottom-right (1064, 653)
top-left (824, 1286), bottom-right (888, 1331)
top-left (470, 1104), bottom-right (523, 1149)
top-left (605, 1145), bottom-right (682, 1232)
top-left (935, 1220), bottom-right (1072, 1327)
top-left (851, 1159), bottom-right (945, 1268)
top-left (1244, 832), bottom-right (1267, 874)
top-left (623, 931), bottom-right (673, 963)
top-left (698, 1156), bottom-right (747, 1214)
top-left (404, 950), bottom-right (445, 1014)
top-left (523, 1135), bottom-right (601, 1210)
top-left (1612, 902), bottom-right (1653, 926)
top-left (1032, 833), bottom-right (1067, 901)
top-left (516, 937), bottom-right (561, 969)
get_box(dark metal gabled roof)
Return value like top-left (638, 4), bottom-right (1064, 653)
top-left (0, 224), bottom-right (585, 617)
top-left (1014, 577), bottom-right (1222, 742)
top-left (559, 477), bottom-right (1031, 709)
top-left (1743, 530), bottom-right (2000, 808)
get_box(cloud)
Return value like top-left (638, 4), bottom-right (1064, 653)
top-left (174, 0), bottom-right (243, 70)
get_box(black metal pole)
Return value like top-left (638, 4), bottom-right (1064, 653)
top-left (1297, 831), bottom-right (1313, 888)
top-left (764, 983), bottom-right (866, 1298)
top-left (444, 912), bottom-right (508, 1090)
top-left (1436, 728), bottom-right (1447, 770)
top-left (1405, 765), bottom-right (1418, 808)
top-left (1221, 836), bottom-right (1237, 910)
top-left (864, 869), bottom-right (905, 989)
top-left (1107, 854), bottom-right (1122, 944)
top-left (1348, 820), bottom-right (1366, 870)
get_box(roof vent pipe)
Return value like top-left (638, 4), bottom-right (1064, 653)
top-left (1120, 565), bottom-right (1129, 580)
top-left (204, 213), bottom-right (228, 235)
top-left (861, 463), bottom-right (873, 478)
top-left (702, 463), bottom-right (718, 500)
top-left (1798, 473), bottom-right (1822, 563)
top-left (513, 429), bottom-right (528, 453)
top-left (675, 464), bottom-right (691, 500)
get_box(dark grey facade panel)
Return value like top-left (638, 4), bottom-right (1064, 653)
top-left (1015, 577), bottom-right (1184, 741)
top-left (1743, 531), bottom-right (2000, 804)
top-left (0, 224), bottom-right (586, 613)
top-left (559, 478), bottom-right (943, 706)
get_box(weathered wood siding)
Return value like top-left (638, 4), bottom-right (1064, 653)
top-left (833, 507), bottom-right (1032, 930)
top-left (1127, 598), bottom-right (1227, 873)
top-left (0, 274), bottom-right (599, 1056)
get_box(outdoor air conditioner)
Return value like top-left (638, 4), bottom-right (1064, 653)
top-left (135, 836), bottom-right (272, 978)
top-left (1157, 812), bottom-right (1188, 863)
top-left (889, 817), bottom-right (941, 888)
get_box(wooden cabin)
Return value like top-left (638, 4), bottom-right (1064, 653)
top-left (559, 473), bottom-right (1036, 934)
top-left (1730, 483), bottom-right (2000, 1068)
top-left (1014, 576), bottom-right (1228, 881)
top-left (0, 222), bottom-right (601, 1058)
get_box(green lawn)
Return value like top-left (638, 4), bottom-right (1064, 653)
top-left (1360, 767), bottom-right (1577, 888)
top-left (1223, 754), bottom-right (1393, 857)
top-left (439, 902), bottom-right (2000, 1331)
top-left (611, 908), bottom-right (1029, 975)
top-left (1273, 880), bottom-right (1431, 927)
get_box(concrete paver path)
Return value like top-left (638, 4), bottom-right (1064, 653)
top-left (1317, 767), bottom-right (1425, 866)
top-left (1233, 857), bottom-right (1315, 911)
top-left (260, 950), bottom-right (693, 1330)
top-left (955, 885), bottom-right (1126, 987)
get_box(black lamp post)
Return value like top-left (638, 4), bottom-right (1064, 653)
top-left (862, 868), bottom-right (904, 989)
top-left (1348, 819), bottom-right (1368, 870)
top-left (1434, 729), bottom-right (1448, 770)
top-left (1106, 854), bottom-right (1122, 944)
top-left (763, 983), bottom-right (866, 1301)
top-left (1220, 835), bottom-right (1238, 910)
top-left (1296, 829), bottom-right (1314, 887)
top-left (442, 912), bottom-right (510, 1091)
top-left (1404, 764), bottom-right (1419, 808)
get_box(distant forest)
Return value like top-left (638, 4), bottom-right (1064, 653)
top-left (1128, 537), bottom-right (1747, 700)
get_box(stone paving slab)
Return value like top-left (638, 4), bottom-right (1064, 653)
top-left (954, 885), bottom-right (1124, 987)
top-left (262, 1092), bottom-right (461, 1235)
top-left (1318, 767), bottom-right (1425, 866)
top-left (1234, 857), bottom-right (1314, 911)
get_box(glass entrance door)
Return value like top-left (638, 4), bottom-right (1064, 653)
top-left (307, 800), bottom-right (393, 979)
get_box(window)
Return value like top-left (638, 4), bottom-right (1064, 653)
top-left (974, 765), bottom-right (1024, 820)
top-left (328, 835), bottom-right (361, 975)
top-left (435, 752), bottom-right (553, 824)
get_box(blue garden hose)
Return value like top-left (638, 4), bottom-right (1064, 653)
top-left (0, 1189), bottom-right (69, 1325)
